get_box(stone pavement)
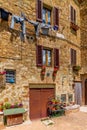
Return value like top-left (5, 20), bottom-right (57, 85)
top-left (1, 111), bottom-right (87, 130)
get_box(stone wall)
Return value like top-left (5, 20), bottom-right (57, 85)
top-left (80, 1), bottom-right (87, 73)
top-left (0, 0), bottom-right (81, 120)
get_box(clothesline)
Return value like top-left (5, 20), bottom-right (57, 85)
top-left (0, 8), bottom-right (53, 41)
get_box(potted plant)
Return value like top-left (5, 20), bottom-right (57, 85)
top-left (73, 65), bottom-right (81, 72)
top-left (53, 67), bottom-right (58, 77)
top-left (41, 65), bottom-right (46, 76)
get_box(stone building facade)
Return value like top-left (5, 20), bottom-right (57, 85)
top-left (0, 0), bottom-right (84, 120)
top-left (80, 0), bottom-right (87, 105)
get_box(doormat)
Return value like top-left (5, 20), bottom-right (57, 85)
top-left (80, 106), bottom-right (87, 112)
top-left (41, 118), bottom-right (54, 126)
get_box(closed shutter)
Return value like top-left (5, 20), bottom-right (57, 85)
top-left (36, 45), bottom-right (43, 67)
top-left (36, 0), bottom-right (43, 22)
top-left (70, 6), bottom-right (76, 24)
top-left (70, 6), bottom-right (73, 22)
top-left (73, 50), bottom-right (76, 65)
top-left (74, 9), bottom-right (76, 24)
top-left (71, 48), bottom-right (73, 65)
top-left (71, 48), bottom-right (76, 65)
top-left (53, 7), bottom-right (59, 30)
top-left (54, 48), bottom-right (59, 68)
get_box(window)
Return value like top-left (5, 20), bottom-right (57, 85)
top-left (42, 8), bottom-right (51, 25)
top-left (71, 48), bottom-right (76, 65)
top-left (42, 49), bottom-right (52, 66)
top-left (36, 45), bottom-right (59, 68)
top-left (5, 69), bottom-right (16, 83)
top-left (70, 6), bottom-right (79, 31)
top-left (36, 0), bottom-right (59, 30)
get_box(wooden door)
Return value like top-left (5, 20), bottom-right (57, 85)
top-left (85, 80), bottom-right (87, 105)
top-left (75, 82), bottom-right (82, 105)
top-left (29, 88), bottom-right (55, 120)
top-left (30, 89), bottom-right (41, 119)
top-left (41, 88), bottom-right (55, 118)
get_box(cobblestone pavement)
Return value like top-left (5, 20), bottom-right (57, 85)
top-left (1, 112), bottom-right (87, 130)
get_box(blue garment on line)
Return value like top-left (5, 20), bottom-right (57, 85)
top-left (0, 8), bottom-right (12, 21)
top-left (10, 15), bottom-right (26, 34)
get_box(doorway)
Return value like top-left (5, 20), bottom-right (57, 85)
top-left (85, 79), bottom-right (87, 105)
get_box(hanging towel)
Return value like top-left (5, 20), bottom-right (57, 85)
top-left (0, 8), bottom-right (12, 21)
top-left (10, 15), bottom-right (25, 34)
top-left (10, 15), bottom-right (26, 41)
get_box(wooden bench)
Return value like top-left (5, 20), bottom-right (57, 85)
top-left (3, 108), bottom-right (26, 126)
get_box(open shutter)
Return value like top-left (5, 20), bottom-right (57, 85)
top-left (53, 7), bottom-right (59, 30)
top-left (36, 0), bottom-right (43, 22)
top-left (36, 45), bottom-right (43, 67)
top-left (54, 48), bottom-right (59, 68)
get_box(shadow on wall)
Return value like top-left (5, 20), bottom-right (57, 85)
top-left (0, 20), bottom-right (21, 42)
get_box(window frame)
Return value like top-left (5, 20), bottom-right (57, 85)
top-left (42, 7), bottom-right (51, 25)
top-left (42, 48), bottom-right (52, 67)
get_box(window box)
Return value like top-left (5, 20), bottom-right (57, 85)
top-left (70, 22), bottom-right (79, 31)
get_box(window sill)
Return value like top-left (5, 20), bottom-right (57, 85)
top-left (70, 22), bottom-right (79, 31)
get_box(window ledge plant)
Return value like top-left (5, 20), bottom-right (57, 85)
top-left (70, 22), bottom-right (79, 31)
top-left (41, 65), bottom-right (46, 75)
top-left (73, 65), bottom-right (81, 71)
top-left (53, 67), bottom-right (58, 77)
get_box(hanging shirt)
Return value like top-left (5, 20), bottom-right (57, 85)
top-left (0, 8), bottom-right (12, 21)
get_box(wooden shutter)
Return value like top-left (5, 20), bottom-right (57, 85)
top-left (73, 50), bottom-right (76, 65)
top-left (54, 7), bottom-right (59, 29)
top-left (71, 48), bottom-right (73, 65)
top-left (71, 49), bottom-right (76, 65)
top-left (54, 48), bottom-right (59, 68)
top-left (70, 6), bottom-right (73, 22)
top-left (36, 0), bottom-right (43, 22)
top-left (74, 9), bottom-right (76, 24)
top-left (36, 45), bottom-right (43, 67)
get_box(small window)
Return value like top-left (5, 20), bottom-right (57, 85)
top-left (5, 70), bottom-right (16, 83)
top-left (42, 8), bottom-right (51, 25)
top-left (61, 94), bottom-right (66, 103)
top-left (42, 49), bottom-right (52, 66)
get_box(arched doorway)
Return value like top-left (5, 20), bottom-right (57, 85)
top-left (85, 79), bottom-right (87, 105)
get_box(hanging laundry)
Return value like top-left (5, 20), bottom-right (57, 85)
top-left (0, 8), bottom-right (12, 21)
top-left (28, 20), bottom-right (52, 36)
top-left (10, 15), bottom-right (26, 41)
top-left (21, 13), bottom-right (52, 36)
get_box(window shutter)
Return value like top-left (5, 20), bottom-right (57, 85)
top-left (70, 6), bottom-right (73, 22)
top-left (74, 50), bottom-right (76, 65)
top-left (74, 9), bottom-right (76, 24)
top-left (53, 7), bottom-right (59, 30)
top-left (36, 45), bottom-right (43, 67)
top-left (36, 0), bottom-right (43, 22)
top-left (71, 48), bottom-right (73, 65)
top-left (54, 48), bottom-right (59, 68)
top-left (71, 49), bottom-right (76, 65)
